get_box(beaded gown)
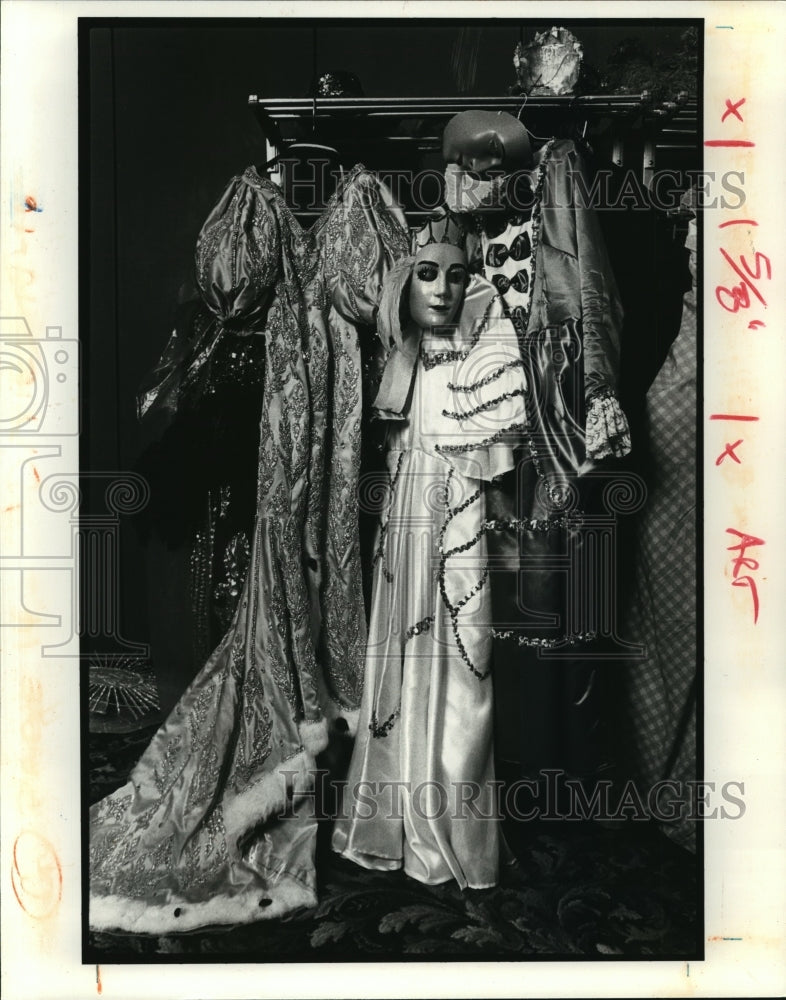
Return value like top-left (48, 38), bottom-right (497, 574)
top-left (89, 165), bottom-right (409, 933)
top-left (332, 278), bottom-right (526, 888)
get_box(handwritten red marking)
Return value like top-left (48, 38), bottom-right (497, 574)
top-left (704, 139), bottom-right (755, 147)
top-left (96, 965), bottom-right (102, 996)
top-left (24, 228), bottom-right (35, 233)
top-left (718, 219), bottom-right (758, 228)
top-left (710, 414), bottom-right (759, 421)
top-left (10, 831), bottom-right (63, 920)
top-left (716, 439), bottom-right (744, 465)
top-left (738, 250), bottom-right (772, 283)
top-left (24, 196), bottom-right (38, 212)
top-left (721, 97), bottom-right (746, 122)
top-left (748, 320), bottom-right (765, 329)
top-left (716, 248), bottom-right (771, 311)
top-left (726, 528), bottom-right (765, 624)
top-left (33, 467), bottom-right (40, 483)
top-left (716, 280), bottom-right (752, 312)
top-left (732, 577), bottom-right (761, 623)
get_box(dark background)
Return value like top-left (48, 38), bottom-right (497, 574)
top-left (83, 18), bottom-right (697, 708)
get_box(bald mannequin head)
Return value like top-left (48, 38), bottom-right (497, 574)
top-left (442, 110), bottom-right (533, 176)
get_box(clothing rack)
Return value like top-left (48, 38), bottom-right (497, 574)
top-left (248, 93), bottom-right (698, 224)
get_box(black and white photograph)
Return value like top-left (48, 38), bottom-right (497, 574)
top-left (2, 3), bottom-right (785, 997)
top-left (82, 13), bottom-right (702, 962)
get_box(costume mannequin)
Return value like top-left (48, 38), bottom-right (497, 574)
top-left (333, 244), bottom-right (526, 889)
top-left (415, 110), bottom-right (630, 801)
top-left (443, 108), bottom-right (533, 179)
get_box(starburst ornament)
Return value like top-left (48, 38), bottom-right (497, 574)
top-left (88, 656), bottom-right (160, 721)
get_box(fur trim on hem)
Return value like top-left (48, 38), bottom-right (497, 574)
top-left (298, 717), bottom-right (328, 755)
top-left (222, 748), bottom-right (316, 840)
top-left (89, 879), bottom-right (317, 934)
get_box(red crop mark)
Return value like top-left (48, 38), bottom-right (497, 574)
top-left (721, 97), bottom-right (746, 123)
top-left (716, 439), bottom-right (744, 465)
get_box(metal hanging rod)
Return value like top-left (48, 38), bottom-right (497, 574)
top-left (249, 94), bottom-right (663, 116)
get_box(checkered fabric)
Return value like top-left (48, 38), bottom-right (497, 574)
top-left (621, 231), bottom-right (697, 851)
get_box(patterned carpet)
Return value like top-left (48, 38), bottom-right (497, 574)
top-left (87, 727), bottom-right (700, 961)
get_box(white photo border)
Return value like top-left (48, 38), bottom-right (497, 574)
top-left (1, 2), bottom-right (784, 997)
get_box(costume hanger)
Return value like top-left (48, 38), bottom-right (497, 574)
top-left (515, 95), bottom-right (552, 143)
top-left (262, 141), bottom-right (341, 174)
top-left (261, 26), bottom-right (343, 173)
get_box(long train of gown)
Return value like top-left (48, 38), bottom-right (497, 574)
top-left (88, 165), bottom-right (409, 933)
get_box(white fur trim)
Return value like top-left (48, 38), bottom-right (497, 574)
top-left (89, 878), bottom-right (316, 934)
top-left (222, 749), bottom-right (316, 840)
top-left (298, 717), bottom-right (329, 755)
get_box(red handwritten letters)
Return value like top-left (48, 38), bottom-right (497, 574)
top-left (710, 99), bottom-right (766, 624)
top-left (726, 529), bottom-right (765, 624)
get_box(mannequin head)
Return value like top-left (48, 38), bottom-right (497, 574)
top-left (407, 243), bottom-right (469, 330)
top-left (377, 244), bottom-right (470, 354)
top-left (373, 244), bottom-right (472, 418)
top-left (442, 110), bottom-right (533, 176)
top-left (442, 111), bottom-right (533, 214)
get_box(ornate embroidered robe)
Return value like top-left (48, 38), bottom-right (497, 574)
top-left (89, 166), bottom-right (409, 933)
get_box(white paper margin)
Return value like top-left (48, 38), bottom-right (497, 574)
top-left (1, 2), bottom-right (784, 997)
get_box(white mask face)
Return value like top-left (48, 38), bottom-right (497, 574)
top-left (408, 243), bottom-right (468, 330)
top-left (444, 163), bottom-right (506, 214)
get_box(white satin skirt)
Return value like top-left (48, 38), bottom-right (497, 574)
top-left (332, 446), bottom-right (502, 889)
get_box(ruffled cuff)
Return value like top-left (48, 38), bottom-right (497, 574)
top-left (585, 391), bottom-right (631, 460)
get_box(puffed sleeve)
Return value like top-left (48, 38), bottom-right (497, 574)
top-left (322, 167), bottom-right (410, 326)
top-left (138, 170), bottom-right (279, 423)
top-left (195, 169), bottom-right (282, 334)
